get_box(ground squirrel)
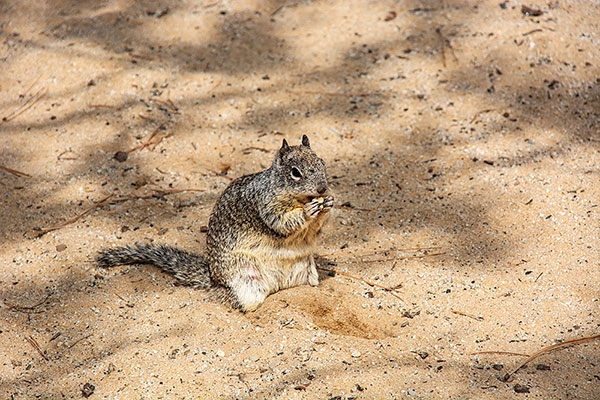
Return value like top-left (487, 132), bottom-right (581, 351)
top-left (97, 135), bottom-right (333, 312)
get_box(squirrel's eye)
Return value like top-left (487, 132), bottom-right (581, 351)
top-left (291, 167), bottom-right (303, 180)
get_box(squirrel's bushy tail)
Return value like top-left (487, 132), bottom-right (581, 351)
top-left (96, 243), bottom-right (211, 289)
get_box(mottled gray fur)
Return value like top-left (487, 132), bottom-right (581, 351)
top-left (96, 135), bottom-right (333, 312)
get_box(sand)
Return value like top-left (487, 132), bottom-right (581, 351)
top-left (1, 0), bottom-right (599, 398)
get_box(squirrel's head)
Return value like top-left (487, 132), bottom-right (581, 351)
top-left (272, 135), bottom-right (329, 202)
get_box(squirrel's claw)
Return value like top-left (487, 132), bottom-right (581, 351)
top-left (303, 199), bottom-right (321, 218)
top-left (304, 195), bottom-right (334, 218)
top-left (322, 195), bottom-right (334, 210)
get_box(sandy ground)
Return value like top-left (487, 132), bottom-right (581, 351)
top-left (1, 0), bottom-right (599, 398)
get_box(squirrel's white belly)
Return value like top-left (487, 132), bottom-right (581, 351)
top-left (231, 219), bottom-right (325, 296)
top-left (259, 255), bottom-right (314, 292)
top-left (235, 240), bottom-right (317, 293)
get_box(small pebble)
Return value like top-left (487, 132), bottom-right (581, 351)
top-left (82, 382), bottom-right (95, 398)
top-left (114, 151), bottom-right (128, 162)
top-left (216, 349), bottom-right (225, 357)
top-left (514, 383), bottom-right (530, 393)
top-left (351, 350), bottom-right (361, 358)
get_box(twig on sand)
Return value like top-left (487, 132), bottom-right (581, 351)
top-left (153, 99), bottom-right (179, 113)
top-left (113, 291), bottom-right (135, 308)
top-left (241, 146), bottom-right (270, 154)
top-left (452, 310), bottom-right (484, 321)
top-left (128, 126), bottom-right (172, 153)
top-left (473, 333), bottom-right (600, 380)
top-left (470, 108), bottom-right (497, 123)
top-left (34, 194), bottom-right (114, 236)
top-left (323, 248), bottom-right (445, 266)
top-left (270, 4), bottom-right (287, 16)
top-left (2, 75), bottom-right (44, 122)
top-left (25, 336), bottom-right (49, 361)
top-left (88, 104), bottom-right (116, 109)
top-left (4, 292), bottom-right (51, 313)
top-left (522, 28), bottom-right (543, 36)
top-left (57, 149), bottom-right (78, 161)
top-left (470, 350), bottom-right (530, 357)
top-left (208, 79), bottom-right (223, 92)
top-left (356, 252), bottom-right (446, 264)
top-left (34, 188), bottom-right (205, 236)
top-left (23, 75), bottom-right (43, 97)
top-left (435, 27), bottom-right (457, 67)
top-left (151, 188), bottom-right (205, 195)
top-left (396, 252), bottom-right (445, 261)
top-left (503, 333), bottom-right (600, 380)
top-left (316, 266), bottom-right (404, 301)
top-left (288, 89), bottom-right (379, 97)
top-left (2, 87), bottom-right (48, 122)
top-left (0, 165), bottom-right (31, 177)
top-left (336, 246), bottom-right (441, 259)
top-left (68, 334), bottom-right (93, 349)
top-left (436, 27), bottom-right (447, 67)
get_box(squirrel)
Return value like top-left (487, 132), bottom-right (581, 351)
top-left (96, 135), bottom-right (334, 312)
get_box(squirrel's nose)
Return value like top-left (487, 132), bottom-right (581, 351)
top-left (316, 183), bottom-right (327, 194)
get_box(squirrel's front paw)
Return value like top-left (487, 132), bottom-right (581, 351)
top-left (304, 195), bottom-right (334, 218)
top-left (322, 195), bottom-right (334, 211)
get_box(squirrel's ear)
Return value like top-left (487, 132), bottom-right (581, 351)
top-left (280, 138), bottom-right (289, 151)
top-left (301, 135), bottom-right (310, 148)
